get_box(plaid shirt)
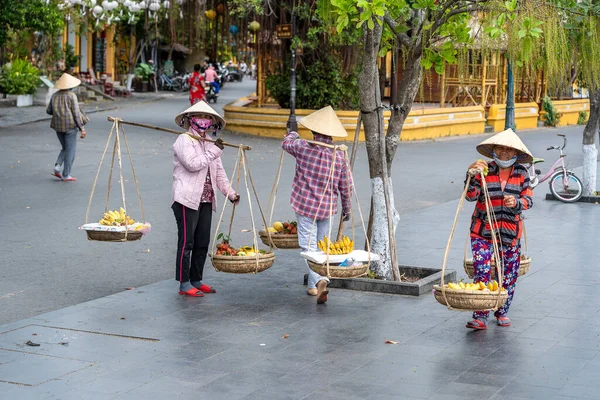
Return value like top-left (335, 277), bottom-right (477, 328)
top-left (282, 131), bottom-right (352, 220)
top-left (46, 90), bottom-right (84, 132)
top-left (465, 162), bottom-right (533, 246)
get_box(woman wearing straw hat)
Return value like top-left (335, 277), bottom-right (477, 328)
top-left (465, 128), bottom-right (534, 329)
top-left (46, 73), bottom-right (87, 182)
top-left (282, 106), bottom-right (353, 304)
top-left (172, 101), bottom-right (240, 297)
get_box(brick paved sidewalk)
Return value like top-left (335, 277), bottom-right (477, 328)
top-left (0, 196), bottom-right (598, 400)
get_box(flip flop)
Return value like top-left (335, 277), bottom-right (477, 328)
top-left (179, 288), bottom-right (204, 297)
top-left (51, 171), bottom-right (62, 179)
top-left (497, 316), bottom-right (511, 327)
top-left (196, 283), bottom-right (216, 293)
top-left (62, 177), bottom-right (77, 182)
top-left (466, 319), bottom-right (488, 330)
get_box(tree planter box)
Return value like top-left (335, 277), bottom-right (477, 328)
top-left (540, 99), bottom-right (590, 126)
top-left (16, 94), bottom-right (33, 107)
top-left (487, 102), bottom-right (539, 132)
top-left (303, 266), bottom-right (456, 296)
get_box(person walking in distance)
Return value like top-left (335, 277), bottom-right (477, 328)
top-left (46, 73), bottom-right (88, 182)
top-left (282, 106), bottom-right (353, 304)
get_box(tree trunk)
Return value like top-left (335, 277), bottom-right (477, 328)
top-left (582, 89), bottom-right (600, 195)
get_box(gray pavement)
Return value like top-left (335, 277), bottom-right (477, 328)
top-left (1, 79), bottom-right (600, 399)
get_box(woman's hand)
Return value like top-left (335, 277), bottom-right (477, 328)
top-left (504, 195), bottom-right (518, 208)
top-left (214, 138), bottom-right (224, 150)
top-left (229, 193), bottom-right (240, 204)
top-left (80, 129), bottom-right (86, 139)
top-left (469, 159), bottom-right (487, 171)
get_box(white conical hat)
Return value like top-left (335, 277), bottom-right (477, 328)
top-left (175, 100), bottom-right (226, 129)
top-left (476, 128), bottom-right (533, 164)
top-left (54, 73), bottom-right (81, 90)
top-left (299, 106), bottom-right (348, 138)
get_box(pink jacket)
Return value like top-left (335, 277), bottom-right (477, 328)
top-left (171, 134), bottom-right (236, 211)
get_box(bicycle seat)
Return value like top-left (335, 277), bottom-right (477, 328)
top-left (532, 157), bottom-right (545, 164)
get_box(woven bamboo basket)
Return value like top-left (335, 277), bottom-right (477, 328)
top-left (307, 260), bottom-right (368, 278)
top-left (433, 285), bottom-right (508, 311)
top-left (258, 230), bottom-right (300, 249)
top-left (85, 230), bottom-right (143, 242)
top-left (210, 252), bottom-right (275, 274)
top-left (464, 255), bottom-right (531, 279)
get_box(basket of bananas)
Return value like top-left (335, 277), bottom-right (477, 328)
top-left (259, 221), bottom-right (300, 249)
top-left (307, 236), bottom-right (369, 278)
top-left (82, 208), bottom-right (149, 242)
top-left (464, 255), bottom-right (531, 279)
top-left (433, 281), bottom-right (508, 311)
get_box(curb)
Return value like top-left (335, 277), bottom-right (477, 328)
top-left (0, 94), bottom-right (174, 130)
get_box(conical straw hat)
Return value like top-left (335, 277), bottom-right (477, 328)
top-left (175, 100), bottom-right (226, 130)
top-left (54, 73), bottom-right (81, 90)
top-left (476, 128), bottom-right (533, 164)
top-left (299, 106), bottom-right (348, 138)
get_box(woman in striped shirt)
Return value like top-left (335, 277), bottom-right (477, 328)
top-left (465, 129), bottom-right (534, 330)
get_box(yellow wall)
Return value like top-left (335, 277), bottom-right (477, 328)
top-left (105, 27), bottom-right (115, 78)
top-left (224, 100), bottom-right (486, 142)
top-left (540, 99), bottom-right (590, 126)
top-left (487, 102), bottom-right (539, 132)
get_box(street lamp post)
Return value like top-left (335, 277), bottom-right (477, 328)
top-left (505, 59), bottom-right (516, 131)
top-left (286, 9), bottom-right (298, 133)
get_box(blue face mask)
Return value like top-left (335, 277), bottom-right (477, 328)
top-left (493, 152), bottom-right (517, 168)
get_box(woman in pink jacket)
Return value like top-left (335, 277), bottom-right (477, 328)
top-left (172, 101), bottom-right (239, 297)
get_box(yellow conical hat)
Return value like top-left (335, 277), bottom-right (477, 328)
top-left (175, 100), bottom-right (226, 129)
top-left (54, 73), bottom-right (81, 90)
top-left (476, 128), bottom-right (533, 164)
top-left (299, 106), bottom-right (348, 138)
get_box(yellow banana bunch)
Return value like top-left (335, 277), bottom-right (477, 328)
top-left (317, 235), bottom-right (354, 255)
top-left (446, 280), bottom-right (505, 292)
top-left (99, 207), bottom-right (136, 226)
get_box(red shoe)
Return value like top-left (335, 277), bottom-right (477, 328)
top-left (51, 171), bottom-right (62, 179)
top-left (179, 288), bottom-right (204, 297)
top-left (62, 177), bottom-right (77, 182)
top-left (197, 284), bottom-right (216, 294)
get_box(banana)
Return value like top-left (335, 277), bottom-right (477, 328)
top-left (119, 207), bottom-right (126, 220)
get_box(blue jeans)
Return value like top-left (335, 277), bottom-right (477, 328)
top-left (296, 213), bottom-right (331, 289)
top-left (55, 128), bottom-right (78, 177)
top-left (210, 81), bottom-right (220, 94)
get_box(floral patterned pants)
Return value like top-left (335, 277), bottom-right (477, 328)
top-left (471, 237), bottom-right (520, 320)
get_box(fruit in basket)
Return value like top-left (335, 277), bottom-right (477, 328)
top-left (446, 280), bottom-right (505, 292)
top-left (215, 233), bottom-right (237, 256)
top-left (99, 207), bottom-right (136, 226)
top-left (269, 221), bottom-right (297, 235)
top-left (317, 235), bottom-right (354, 255)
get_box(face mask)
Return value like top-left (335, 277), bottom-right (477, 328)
top-left (188, 116), bottom-right (217, 137)
top-left (493, 152), bottom-right (517, 168)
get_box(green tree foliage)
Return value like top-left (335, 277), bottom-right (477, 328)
top-left (0, 0), bottom-right (64, 49)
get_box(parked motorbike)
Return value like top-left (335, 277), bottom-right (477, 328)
top-left (173, 70), bottom-right (191, 92)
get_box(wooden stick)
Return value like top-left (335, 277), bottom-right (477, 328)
top-left (107, 117), bottom-right (252, 150)
top-left (336, 113), bottom-right (361, 241)
top-left (304, 139), bottom-right (347, 151)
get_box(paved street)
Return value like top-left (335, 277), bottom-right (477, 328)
top-left (1, 78), bottom-right (600, 399)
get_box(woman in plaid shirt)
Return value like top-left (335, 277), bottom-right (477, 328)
top-left (465, 129), bottom-right (534, 330)
top-left (46, 73), bottom-right (87, 182)
top-left (283, 106), bottom-right (352, 304)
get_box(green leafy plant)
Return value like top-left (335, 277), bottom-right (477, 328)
top-left (0, 59), bottom-right (40, 95)
top-left (266, 53), bottom-right (360, 110)
top-left (64, 44), bottom-right (81, 70)
top-left (134, 63), bottom-right (154, 82)
top-left (577, 111), bottom-right (588, 125)
top-left (542, 96), bottom-right (561, 127)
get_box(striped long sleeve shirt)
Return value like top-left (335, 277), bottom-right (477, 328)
top-left (465, 162), bottom-right (533, 247)
top-left (282, 131), bottom-right (352, 220)
top-left (46, 90), bottom-right (84, 133)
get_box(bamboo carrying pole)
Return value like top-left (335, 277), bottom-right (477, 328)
top-left (106, 117), bottom-right (252, 150)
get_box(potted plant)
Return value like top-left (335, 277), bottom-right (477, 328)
top-left (0, 59), bottom-right (40, 107)
top-left (134, 63), bottom-right (153, 92)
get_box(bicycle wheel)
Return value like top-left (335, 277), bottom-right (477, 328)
top-left (549, 171), bottom-right (583, 203)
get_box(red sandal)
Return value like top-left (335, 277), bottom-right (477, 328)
top-left (51, 171), bottom-right (62, 179)
top-left (497, 317), bottom-right (511, 327)
top-left (197, 284), bottom-right (216, 294)
top-left (62, 177), bottom-right (77, 182)
top-left (179, 288), bottom-right (204, 297)
top-left (466, 319), bottom-right (488, 330)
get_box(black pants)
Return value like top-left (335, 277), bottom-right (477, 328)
top-left (172, 202), bottom-right (212, 283)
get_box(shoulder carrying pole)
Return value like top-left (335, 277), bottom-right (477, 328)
top-left (107, 117), bottom-right (251, 150)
